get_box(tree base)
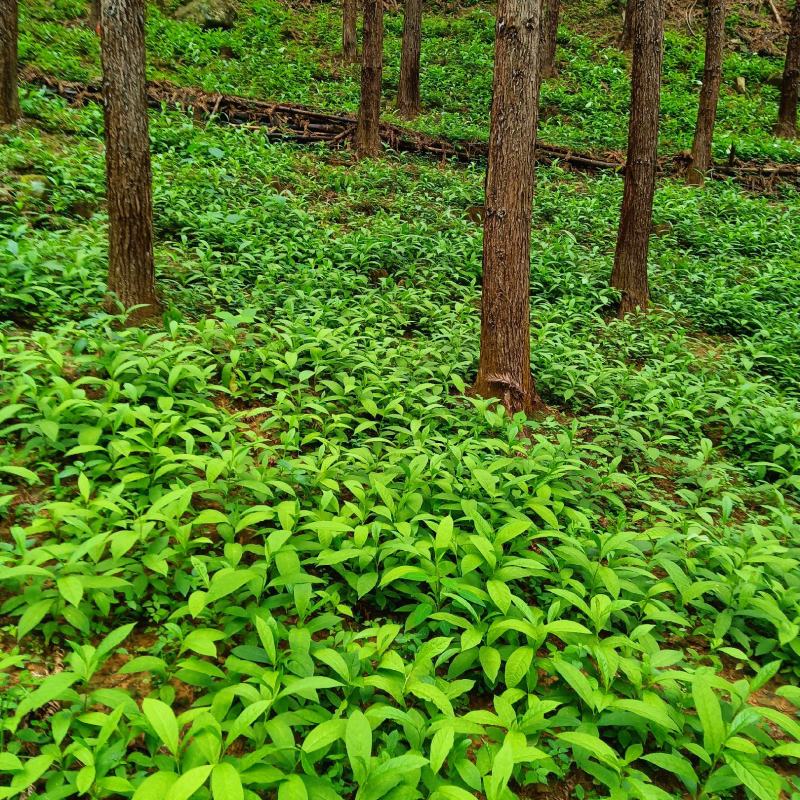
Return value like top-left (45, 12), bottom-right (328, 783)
top-left (104, 295), bottom-right (162, 325)
top-left (472, 372), bottom-right (540, 417)
top-left (397, 102), bottom-right (420, 120)
top-left (615, 292), bottom-right (649, 317)
top-left (775, 120), bottom-right (797, 139)
top-left (685, 164), bottom-right (705, 186)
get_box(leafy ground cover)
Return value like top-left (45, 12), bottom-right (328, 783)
top-left (1, 82), bottom-right (800, 798)
top-left (18, 0), bottom-right (800, 162)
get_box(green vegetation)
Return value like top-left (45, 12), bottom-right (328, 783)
top-left (19, 0), bottom-right (800, 161)
top-left (2, 2), bottom-right (800, 799)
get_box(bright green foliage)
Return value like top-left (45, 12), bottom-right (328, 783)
top-left (18, 0), bottom-right (800, 162)
top-left (2, 7), bottom-right (800, 798)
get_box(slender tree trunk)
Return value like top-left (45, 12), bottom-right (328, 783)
top-left (473, 0), bottom-right (542, 416)
top-left (88, 0), bottom-right (101, 29)
top-left (621, 0), bottom-right (635, 49)
top-left (776, 0), bottom-right (800, 138)
top-left (100, 0), bottom-right (159, 318)
top-left (539, 0), bottom-right (559, 79)
top-left (397, 0), bottom-right (422, 117)
top-left (611, 0), bottom-right (663, 315)
top-left (0, 0), bottom-right (20, 125)
top-left (355, 0), bottom-right (383, 157)
top-left (343, 0), bottom-right (358, 63)
top-left (687, 0), bottom-right (725, 185)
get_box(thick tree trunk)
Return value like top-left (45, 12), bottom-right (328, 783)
top-left (776, 0), bottom-right (800, 138)
top-left (100, 0), bottom-right (159, 318)
top-left (397, 0), bottom-right (422, 117)
top-left (687, 0), bottom-right (725, 185)
top-left (539, 0), bottom-right (559, 79)
top-left (343, 0), bottom-right (358, 63)
top-left (88, 0), bottom-right (101, 30)
top-left (621, 0), bottom-right (635, 49)
top-left (611, 0), bottom-right (663, 315)
top-left (0, 0), bottom-right (20, 125)
top-left (355, 0), bottom-right (383, 157)
top-left (473, 0), bottom-right (542, 416)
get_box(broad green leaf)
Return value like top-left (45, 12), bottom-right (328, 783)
top-left (164, 765), bottom-right (213, 800)
top-left (142, 698), bottom-right (180, 756)
top-left (556, 731), bottom-right (620, 770)
top-left (278, 776), bottom-right (308, 800)
top-left (726, 753), bottom-right (782, 800)
top-left (409, 680), bottom-right (454, 715)
top-left (479, 646), bottom-right (501, 682)
top-left (345, 710), bottom-right (371, 783)
top-left (693, 674), bottom-right (725, 756)
top-left (17, 599), bottom-right (53, 639)
top-left (641, 752), bottom-right (698, 792)
top-left (211, 763), bottom-right (243, 800)
top-left (504, 647), bottom-right (533, 688)
top-left (486, 580), bottom-right (511, 614)
top-left (430, 726), bottom-right (454, 773)
top-left (57, 576), bottom-right (83, 607)
top-left (611, 698), bottom-right (679, 732)
top-left (15, 672), bottom-right (78, 720)
top-left (302, 718), bottom-right (346, 753)
top-left (553, 659), bottom-right (598, 711)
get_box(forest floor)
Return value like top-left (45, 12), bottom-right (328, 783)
top-left (1, 1), bottom-right (800, 799)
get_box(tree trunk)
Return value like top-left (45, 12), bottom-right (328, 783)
top-left (88, 0), bottom-right (101, 30)
top-left (100, 0), bottom-right (159, 319)
top-left (397, 0), bottom-right (422, 117)
top-left (355, 0), bottom-right (383, 157)
top-left (343, 0), bottom-right (357, 63)
top-left (776, 0), bottom-right (800, 138)
top-left (621, 0), bottom-right (635, 49)
top-left (687, 0), bottom-right (725, 185)
top-left (473, 0), bottom-right (542, 416)
top-left (539, 0), bottom-right (559, 79)
top-left (611, 0), bottom-right (663, 315)
top-left (0, 0), bottom-right (20, 125)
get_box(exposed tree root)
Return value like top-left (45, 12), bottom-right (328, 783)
top-left (22, 67), bottom-right (800, 188)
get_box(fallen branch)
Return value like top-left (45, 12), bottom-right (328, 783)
top-left (21, 68), bottom-right (800, 187)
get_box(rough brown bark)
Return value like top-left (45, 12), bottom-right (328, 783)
top-left (88, 0), bottom-right (101, 30)
top-left (473, 0), bottom-right (542, 416)
top-left (354, 0), bottom-right (383, 157)
top-left (397, 0), bottom-right (422, 117)
top-left (687, 0), bottom-right (725, 185)
top-left (539, 0), bottom-right (559, 79)
top-left (776, 0), bottom-right (800, 138)
top-left (343, 0), bottom-right (358, 63)
top-left (621, 0), bottom-right (635, 49)
top-left (100, 0), bottom-right (159, 318)
top-left (0, 0), bottom-right (20, 124)
top-left (611, 0), bottom-right (663, 315)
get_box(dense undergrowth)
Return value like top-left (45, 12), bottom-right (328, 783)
top-left (1, 78), bottom-right (800, 798)
top-left (18, 0), bottom-right (800, 162)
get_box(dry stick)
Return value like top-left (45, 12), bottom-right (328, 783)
top-left (766, 0), bottom-right (784, 28)
top-left (20, 68), bottom-right (800, 186)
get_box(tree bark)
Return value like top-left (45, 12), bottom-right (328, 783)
top-left (355, 0), bottom-right (383, 157)
top-left (397, 0), bottom-right (422, 117)
top-left (621, 0), bottom-right (635, 49)
top-left (538, 0), bottom-right (559, 79)
top-left (611, 0), bottom-right (663, 315)
top-left (687, 0), bottom-right (725, 185)
top-left (776, 0), bottom-right (800, 138)
top-left (0, 0), bottom-right (20, 125)
top-left (473, 0), bottom-right (542, 416)
top-left (88, 0), bottom-right (101, 30)
top-left (343, 0), bottom-right (358, 63)
top-left (100, 0), bottom-right (159, 319)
